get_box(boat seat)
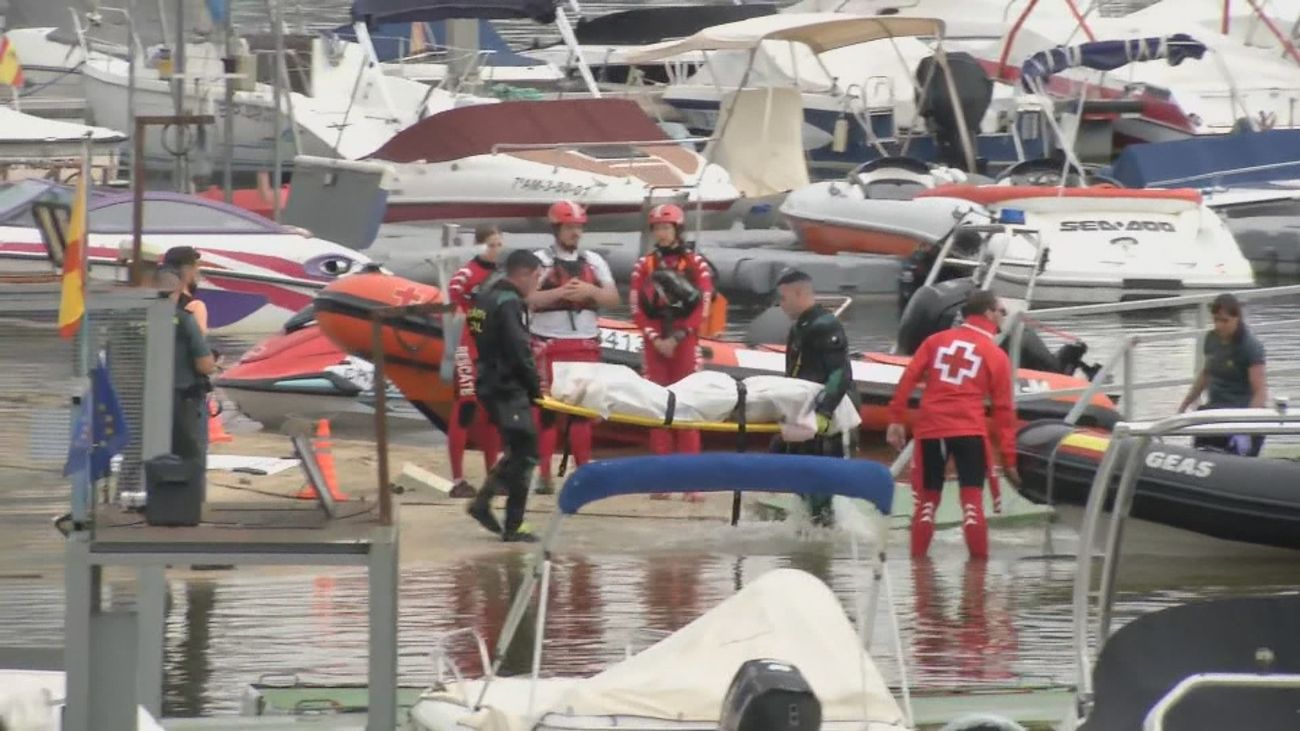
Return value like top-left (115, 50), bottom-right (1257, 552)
top-left (1081, 594), bottom-right (1300, 731)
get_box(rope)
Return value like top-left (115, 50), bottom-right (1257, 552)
top-left (16, 62), bottom-right (85, 98)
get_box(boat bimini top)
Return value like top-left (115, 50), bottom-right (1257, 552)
top-left (623, 13), bottom-right (944, 61)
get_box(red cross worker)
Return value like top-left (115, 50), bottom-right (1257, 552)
top-left (886, 290), bottom-right (1021, 559)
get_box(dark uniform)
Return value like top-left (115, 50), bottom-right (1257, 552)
top-left (466, 276), bottom-right (543, 539)
top-left (773, 304), bottom-right (856, 525)
top-left (172, 305), bottom-right (211, 496)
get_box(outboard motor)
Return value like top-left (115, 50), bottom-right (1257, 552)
top-left (720, 659), bottom-right (820, 731)
top-left (915, 52), bottom-right (993, 173)
top-left (896, 279), bottom-right (1097, 376)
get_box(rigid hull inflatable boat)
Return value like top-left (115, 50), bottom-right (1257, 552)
top-left (300, 270), bottom-right (1117, 440)
top-left (1015, 419), bottom-right (1300, 550)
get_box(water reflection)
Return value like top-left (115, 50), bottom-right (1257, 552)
top-left (165, 581), bottom-right (215, 717)
top-left (909, 559), bottom-right (1018, 685)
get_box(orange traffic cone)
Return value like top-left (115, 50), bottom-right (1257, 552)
top-left (208, 396), bottom-right (233, 444)
top-left (297, 419), bottom-right (350, 501)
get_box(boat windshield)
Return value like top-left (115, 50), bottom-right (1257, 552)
top-left (0, 180), bottom-right (64, 224)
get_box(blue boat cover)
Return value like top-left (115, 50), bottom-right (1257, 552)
top-left (1106, 129), bottom-right (1300, 188)
top-left (1020, 34), bottom-right (1207, 91)
top-left (333, 20), bottom-right (542, 66)
top-left (351, 0), bottom-right (556, 25)
top-left (557, 454), bottom-right (894, 516)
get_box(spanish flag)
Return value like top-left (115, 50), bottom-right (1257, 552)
top-left (58, 171), bottom-right (88, 339)
top-left (0, 36), bottom-right (24, 88)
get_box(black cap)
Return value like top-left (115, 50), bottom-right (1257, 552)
top-left (162, 246), bottom-right (201, 267)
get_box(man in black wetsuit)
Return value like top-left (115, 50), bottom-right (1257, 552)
top-left (466, 249), bottom-right (545, 543)
top-left (772, 269), bottom-right (856, 527)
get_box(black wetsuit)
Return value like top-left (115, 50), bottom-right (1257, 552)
top-left (773, 305), bottom-right (856, 526)
top-left (468, 277), bottom-right (542, 537)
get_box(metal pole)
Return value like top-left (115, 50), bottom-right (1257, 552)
top-left (127, 10), bottom-right (137, 153)
top-left (131, 117), bottom-right (145, 287)
top-left (372, 315), bottom-right (392, 527)
top-left (270, 0), bottom-right (285, 222)
top-left (1122, 345), bottom-right (1135, 421)
top-left (172, 0), bottom-right (187, 189)
top-left (222, 3), bottom-right (236, 203)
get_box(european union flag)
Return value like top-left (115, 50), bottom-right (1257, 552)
top-left (63, 394), bottom-right (92, 478)
top-left (90, 360), bottom-right (130, 481)
top-left (62, 358), bottom-right (131, 481)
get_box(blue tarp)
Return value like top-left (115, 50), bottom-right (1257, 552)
top-left (557, 454), bottom-right (894, 516)
top-left (351, 0), bottom-right (556, 25)
top-left (1106, 129), bottom-right (1300, 188)
top-left (333, 20), bottom-right (542, 66)
top-left (1020, 34), bottom-right (1207, 91)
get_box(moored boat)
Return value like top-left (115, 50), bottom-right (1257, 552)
top-left (366, 97), bottom-right (739, 231)
top-left (306, 269), bottom-right (1118, 438)
top-left (0, 180), bottom-right (369, 333)
top-left (1015, 419), bottom-right (1300, 550)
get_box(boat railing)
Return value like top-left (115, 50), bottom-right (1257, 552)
top-left (1001, 283), bottom-right (1300, 422)
top-left (1142, 672), bottom-right (1300, 731)
top-left (1143, 157), bottom-right (1300, 187)
top-left (428, 626), bottom-right (493, 701)
top-left (1070, 406), bottom-right (1300, 718)
top-left (490, 137), bottom-right (714, 156)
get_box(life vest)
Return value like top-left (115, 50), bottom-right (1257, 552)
top-left (536, 248), bottom-right (600, 312)
top-left (639, 249), bottom-right (702, 321)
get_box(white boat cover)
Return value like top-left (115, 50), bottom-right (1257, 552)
top-left (549, 363), bottom-right (861, 437)
top-left (707, 87), bottom-right (809, 196)
top-left (0, 107), bottom-right (125, 160)
top-left (412, 569), bottom-right (907, 731)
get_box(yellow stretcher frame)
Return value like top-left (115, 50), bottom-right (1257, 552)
top-left (535, 397), bottom-right (782, 434)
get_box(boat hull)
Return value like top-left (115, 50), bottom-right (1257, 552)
top-left (1015, 420), bottom-right (1300, 551)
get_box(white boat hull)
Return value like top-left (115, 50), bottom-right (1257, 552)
top-left (79, 41), bottom-right (447, 172)
top-left (978, 195), bottom-right (1256, 304)
top-left (781, 180), bottom-right (969, 255)
top-left (0, 226), bottom-right (367, 334)
top-left (382, 154), bottom-right (740, 231)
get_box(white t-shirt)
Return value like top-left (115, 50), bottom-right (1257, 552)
top-left (529, 247), bottom-right (615, 340)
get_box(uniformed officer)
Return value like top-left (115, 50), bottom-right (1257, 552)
top-left (772, 269), bottom-right (855, 527)
top-left (466, 249), bottom-right (545, 543)
top-left (156, 268), bottom-right (217, 497)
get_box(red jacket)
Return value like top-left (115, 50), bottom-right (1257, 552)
top-left (887, 315), bottom-right (1016, 464)
top-left (447, 256), bottom-right (496, 313)
top-left (629, 247), bottom-right (715, 341)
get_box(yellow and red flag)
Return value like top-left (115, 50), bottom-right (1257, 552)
top-left (0, 36), bottom-right (24, 88)
top-left (58, 172), bottom-right (88, 339)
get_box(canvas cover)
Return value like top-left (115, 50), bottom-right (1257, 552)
top-left (549, 363), bottom-right (861, 436)
top-left (706, 87), bottom-right (809, 196)
top-left (414, 569), bottom-right (905, 731)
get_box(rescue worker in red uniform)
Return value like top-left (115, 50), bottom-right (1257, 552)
top-left (444, 225), bottom-right (505, 498)
top-left (527, 201), bottom-right (621, 494)
top-left (629, 204), bottom-right (715, 487)
top-left (886, 290), bottom-right (1021, 559)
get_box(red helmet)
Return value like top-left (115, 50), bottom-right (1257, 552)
top-left (548, 200), bottom-right (588, 225)
top-left (647, 204), bottom-right (685, 226)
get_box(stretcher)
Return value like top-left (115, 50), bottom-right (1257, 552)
top-left (535, 397), bottom-right (782, 434)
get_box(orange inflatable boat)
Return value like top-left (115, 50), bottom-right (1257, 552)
top-left (314, 271), bottom-right (1119, 444)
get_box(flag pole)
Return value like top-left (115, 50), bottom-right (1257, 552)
top-left (76, 132), bottom-right (95, 521)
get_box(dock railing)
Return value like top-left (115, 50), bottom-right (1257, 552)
top-left (1002, 283), bottom-right (1300, 423)
top-left (1070, 408), bottom-right (1300, 720)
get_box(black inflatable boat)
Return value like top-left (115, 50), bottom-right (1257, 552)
top-left (1015, 420), bottom-right (1300, 550)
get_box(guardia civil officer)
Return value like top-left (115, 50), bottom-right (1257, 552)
top-left (466, 250), bottom-right (545, 543)
top-left (772, 269), bottom-right (856, 527)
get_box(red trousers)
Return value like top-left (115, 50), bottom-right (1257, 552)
top-left (447, 344), bottom-right (500, 480)
top-left (643, 333), bottom-right (701, 455)
top-left (533, 336), bottom-right (601, 479)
